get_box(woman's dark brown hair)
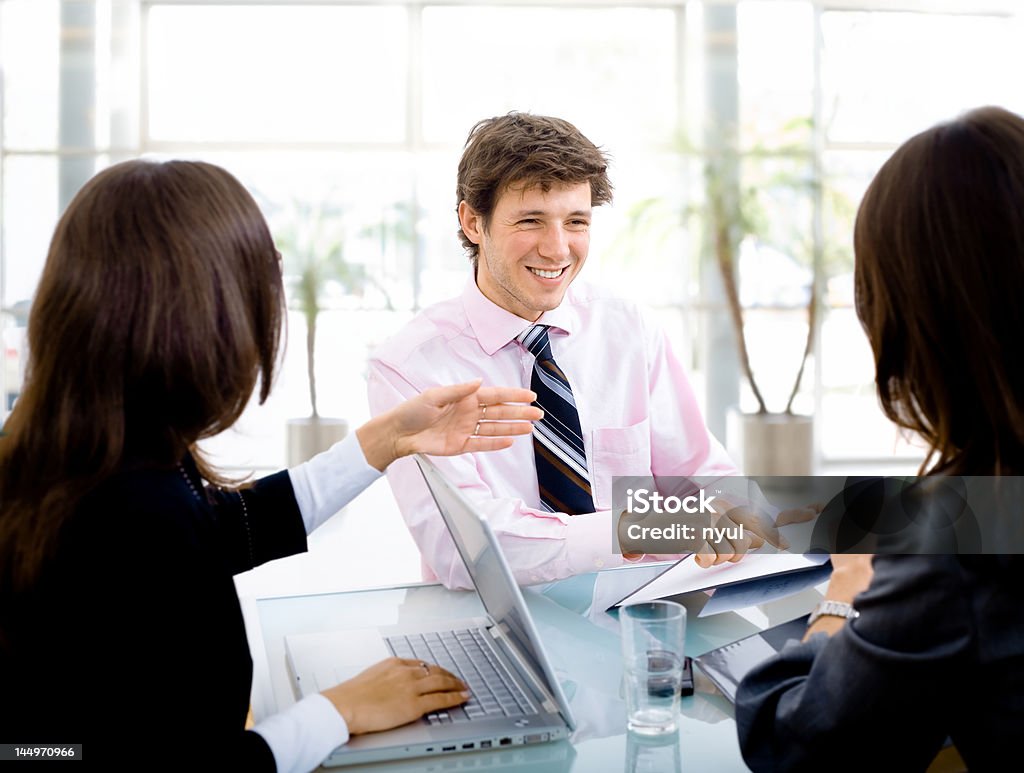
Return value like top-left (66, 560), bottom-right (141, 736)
top-left (854, 106), bottom-right (1024, 475)
top-left (0, 160), bottom-right (284, 590)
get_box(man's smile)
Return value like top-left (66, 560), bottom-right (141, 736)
top-left (527, 266), bottom-right (569, 280)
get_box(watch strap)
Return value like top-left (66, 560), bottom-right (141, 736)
top-left (807, 599), bottom-right (860, 627)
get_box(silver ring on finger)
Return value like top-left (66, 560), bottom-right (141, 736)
top-left (474, 421), bottom-right (482, 436)
top-left (420, 661), bottom-right (430, 675)
top-left (480, 404), bottom-right (488, 418)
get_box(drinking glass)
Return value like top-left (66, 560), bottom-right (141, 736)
top-left (620, 600), bottom-right (686, 735)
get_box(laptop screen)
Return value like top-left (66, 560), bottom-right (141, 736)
top-left (413, 455), bottom-right (572, 725)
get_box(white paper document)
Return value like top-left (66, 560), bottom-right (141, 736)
top-left (607, 551), bottom-right (831, 610)
top-left (697, 561), bottom-right (832, 617)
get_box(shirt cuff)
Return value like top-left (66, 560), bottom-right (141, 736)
top-left (563, 510), bottom-right (626, 577)
top-left (252, 693), bottom-right (349, 773)
top-left (288, 431), bottom-right (384, 534)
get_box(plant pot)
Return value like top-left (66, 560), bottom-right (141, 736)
top-left (726, 408), bottom-right (814, 476)
top-left (286, 417), bottom-right (349, 467)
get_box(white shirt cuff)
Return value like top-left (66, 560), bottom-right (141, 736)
top-left (252, 693), bottom-right (349, 773)
top-left (564, 510), bottom-right (626, 576)
top-left (288, 431), bottom-right (383, 534)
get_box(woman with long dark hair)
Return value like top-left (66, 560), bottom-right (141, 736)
top-left (0, 159), bottom-right (541, 770)
top-left (735, 106), bottom-right (1024, 771)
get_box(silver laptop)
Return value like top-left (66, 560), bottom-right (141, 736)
top-left (284, 454), bottom-right (576, 767)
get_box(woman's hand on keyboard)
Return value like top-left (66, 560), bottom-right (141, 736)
top-left (322, 657), bottom-right (470, 735)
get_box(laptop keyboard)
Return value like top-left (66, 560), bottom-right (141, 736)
top-left (386, 628), bottom-right (538, 724)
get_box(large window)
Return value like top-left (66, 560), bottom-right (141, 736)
top-left (817, 7), bottom-right (1024, 463)
top-left (3, 0), bottom-right (1022, 473)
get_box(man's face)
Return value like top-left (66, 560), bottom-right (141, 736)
top-left (460, 182), bottom-right (592, 321)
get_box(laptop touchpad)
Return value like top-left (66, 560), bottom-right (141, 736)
top-left (286, 628), bottom-right (392, 692)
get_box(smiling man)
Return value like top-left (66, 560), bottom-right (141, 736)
top-left (368, 113), bottom-right (738, 589)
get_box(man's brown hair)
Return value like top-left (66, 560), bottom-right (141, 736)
top-left (456, 112), bottom-right (612, 264)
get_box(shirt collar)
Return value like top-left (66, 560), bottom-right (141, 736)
top-left (461, 277), bottom-right (579, 355)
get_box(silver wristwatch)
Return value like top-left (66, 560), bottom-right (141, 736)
top-left (807, 599), bottom-right (860, 627)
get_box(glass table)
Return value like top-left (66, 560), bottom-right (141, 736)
top-left (243, 563), bottom-right (825, 772)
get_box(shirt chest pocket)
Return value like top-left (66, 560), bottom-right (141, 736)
top-left (590, 419), bottom-right (652, 510)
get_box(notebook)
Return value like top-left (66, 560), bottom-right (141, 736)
top-left (284, 454), bottom-right (575, 767)
top-left (692, 615), bottom-right (810, 703)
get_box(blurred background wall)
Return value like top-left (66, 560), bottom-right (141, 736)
top-left (2, 0), bottom-right (1022, 480)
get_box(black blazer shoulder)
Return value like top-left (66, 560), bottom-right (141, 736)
top-left (1, 456), bottom-right (307, 769)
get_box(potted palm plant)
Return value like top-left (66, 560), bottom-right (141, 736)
top-left (619, 120), bottom-right (829, 474)
top-left (704, 121), bottom-right (822, 475)
top-left (274, 199), bottom-right (367, 466)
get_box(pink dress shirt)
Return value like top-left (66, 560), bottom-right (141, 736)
top-left (367, 279), bottom-right (737, 589)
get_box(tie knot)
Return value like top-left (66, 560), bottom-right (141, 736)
top-left (516, 324), bottom-right (552, 361)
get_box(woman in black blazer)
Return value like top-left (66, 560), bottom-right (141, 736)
top-left (0, 159), bottom-right (541, 771)
top-left (735, 106), bottom-right (1024, 771)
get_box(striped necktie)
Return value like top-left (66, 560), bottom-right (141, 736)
top-left (516, 324), bottom-right (595, 515)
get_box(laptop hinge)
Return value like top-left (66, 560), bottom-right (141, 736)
top-left (489, 623), bottom-right (559, 715)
